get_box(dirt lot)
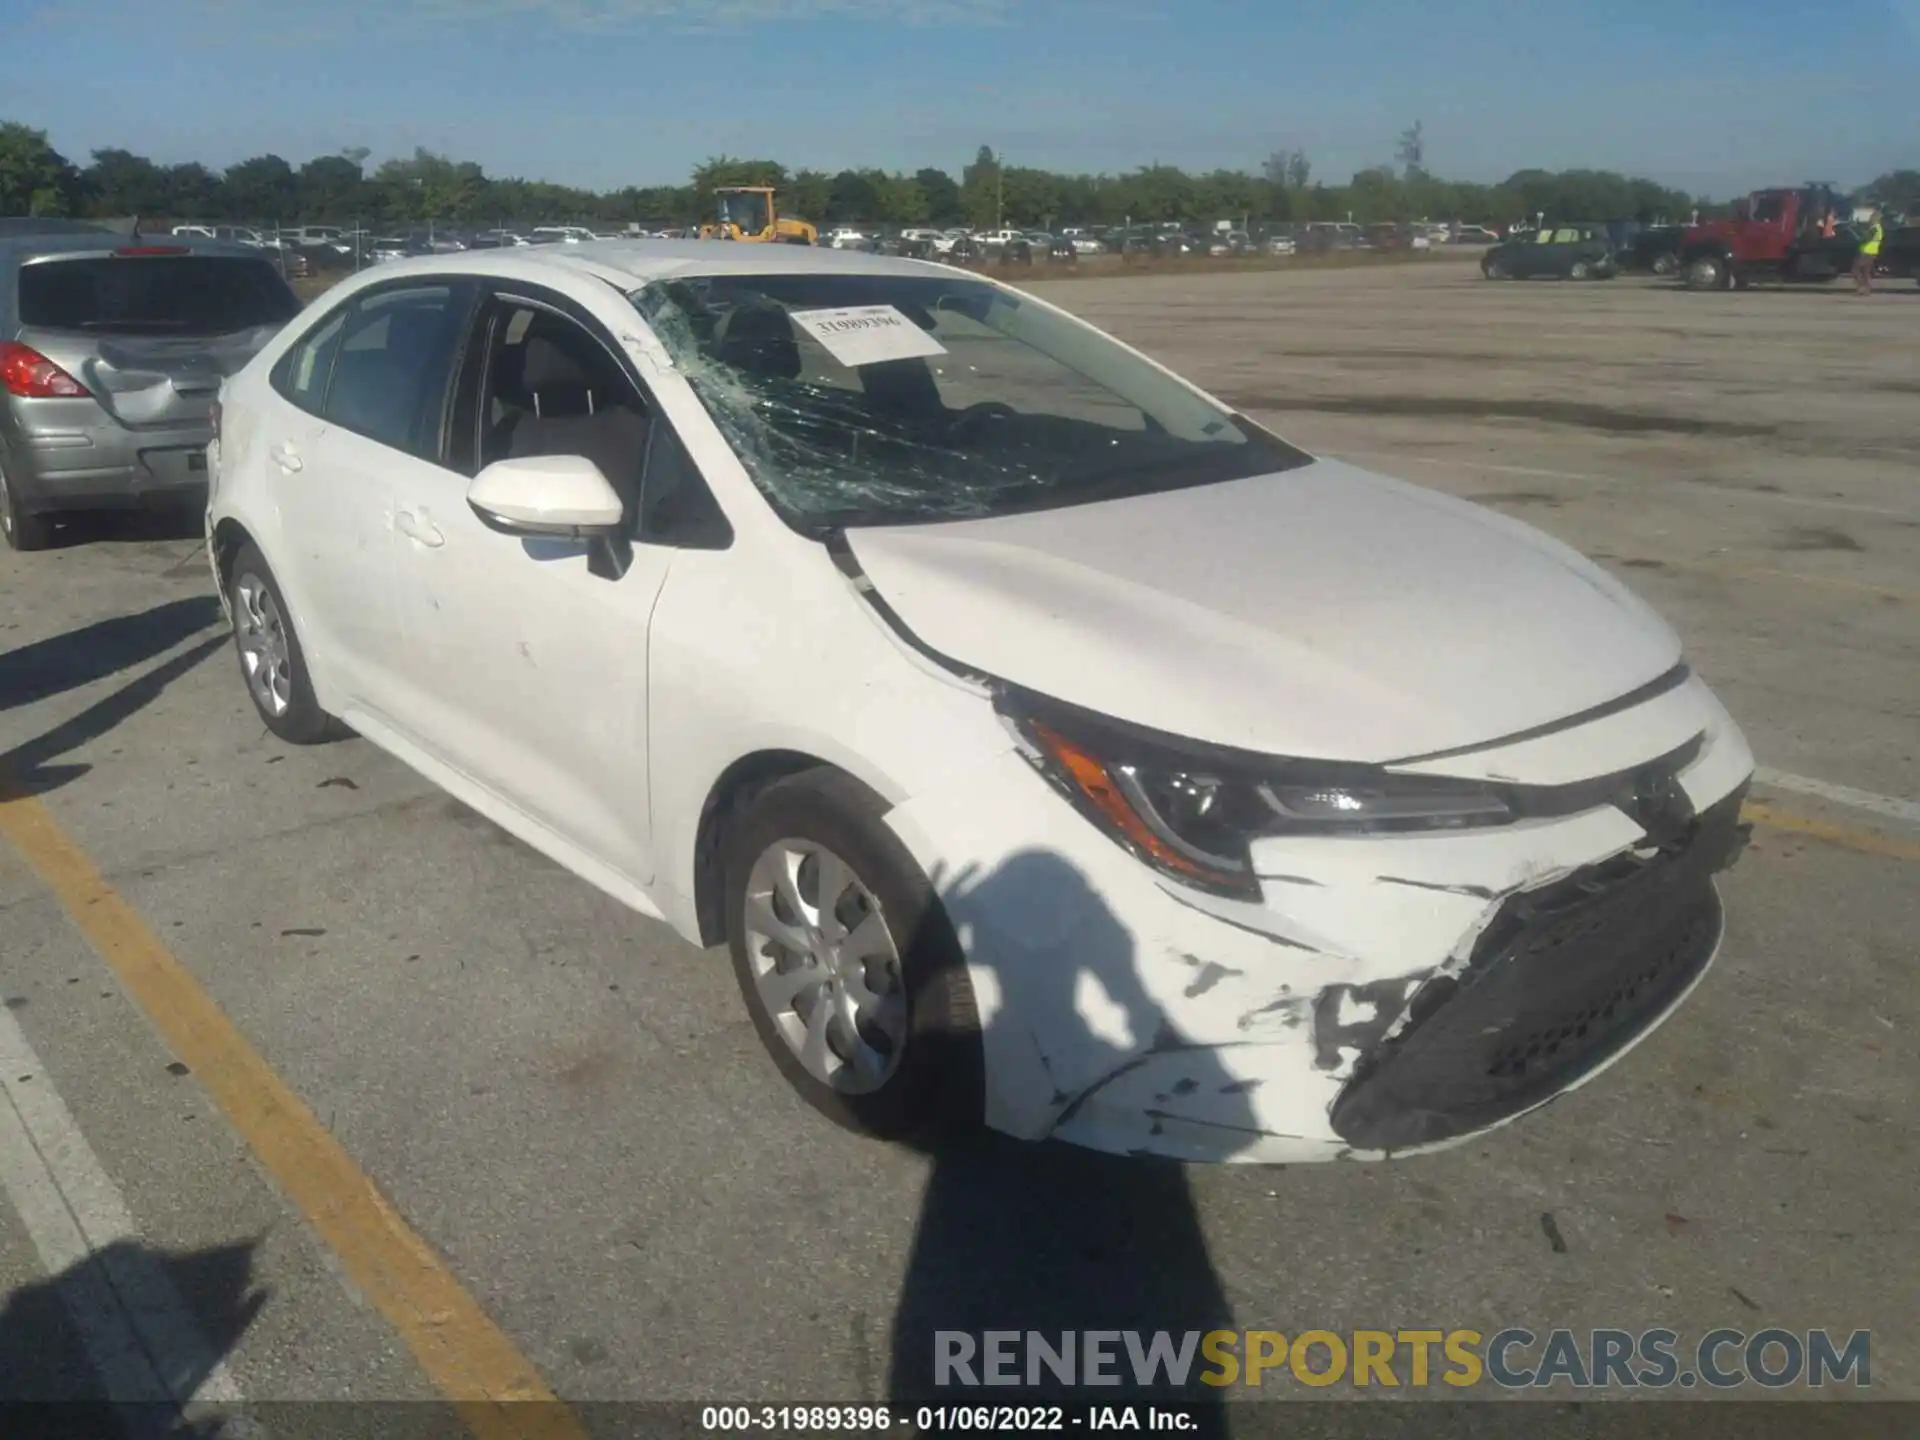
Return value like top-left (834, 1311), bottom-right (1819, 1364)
top-left (0, 261), bottom-right (1913, 1426)
top-left (1042, 264), bottom-right (1917, 795)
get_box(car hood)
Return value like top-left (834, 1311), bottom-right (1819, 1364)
top-left (843, 460), bottom-right (1683, 763)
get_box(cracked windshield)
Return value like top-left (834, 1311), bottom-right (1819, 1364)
top-left (636, 274), bottom-right (1306, 528)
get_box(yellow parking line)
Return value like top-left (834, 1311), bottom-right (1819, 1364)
top-left (1742, 800), bottom-right (1920, 862)
top-left (0, 788), bottom-right (586, 1440)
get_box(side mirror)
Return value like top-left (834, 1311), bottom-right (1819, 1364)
top-left (467, 455), bottom-right (623, 539)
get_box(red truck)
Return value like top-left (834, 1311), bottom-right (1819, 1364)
top-left (1678, 183), bottom-right (1913, 289)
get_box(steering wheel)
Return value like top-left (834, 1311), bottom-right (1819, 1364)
top-left (946, 400), bottom-right (1018, 441)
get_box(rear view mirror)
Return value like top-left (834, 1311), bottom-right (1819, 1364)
top-left (467, 455), bottom-right (623, 539)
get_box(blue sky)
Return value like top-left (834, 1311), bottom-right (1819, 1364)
top-left (7, 0), bottom-right (1916, 196)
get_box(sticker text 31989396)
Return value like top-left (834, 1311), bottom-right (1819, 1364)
top-left (789, 305), bottom-right (949, 367)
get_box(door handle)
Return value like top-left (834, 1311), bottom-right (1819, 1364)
top-left (395, 510), bottom-right (444, 548)
top-left (268, 442), bottom-right (302, 473)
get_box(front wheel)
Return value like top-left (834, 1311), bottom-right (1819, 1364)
top-left (1569, 260), bottom-right (1593, 280)
top-left (1482, 257), bottom-right (1508, 280)
top-left (724, 769), bottom-right (983, 1141)
top-left (1651, 252), bottom-right (1678, 276)
top-left (1684, 255), bottom-right (1729, 291)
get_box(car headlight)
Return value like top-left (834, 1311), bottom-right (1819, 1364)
top-left (1001, 693), bottom-right (1514, 899)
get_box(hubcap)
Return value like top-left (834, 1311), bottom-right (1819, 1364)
top-left (742, 839), bottom-right (907, 1094)
top-left (233, 573), bottom-right (293, 717)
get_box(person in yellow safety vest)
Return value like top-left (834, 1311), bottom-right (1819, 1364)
top-left (1853, 206), bottom-right (1883, 295)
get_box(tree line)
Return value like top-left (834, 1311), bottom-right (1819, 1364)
top-left (3, 120), bottom-right (1913, 232)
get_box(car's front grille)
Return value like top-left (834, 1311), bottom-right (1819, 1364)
top-left (1327, 785), bottom-right (1749, 1152)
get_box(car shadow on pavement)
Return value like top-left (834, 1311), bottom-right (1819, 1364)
top-left (32, 506), bottom-right (207, 551)
top-left (887, 849), bottom-right (1250, 1435)
top-left (0, 597), bottom-right (223, 714)
top-left (0, 627), bottom-right (229, 799)
top-left (0, 1237), bottom-right (265, 1437)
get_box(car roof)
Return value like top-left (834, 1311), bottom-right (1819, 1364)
top-left (340, 238), bottom-right (979, 290)
top-left (0, 232), bottom-right (268, 263)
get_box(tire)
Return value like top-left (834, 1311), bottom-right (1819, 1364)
top-left (1684, 255), bottom-right (1729, 291)
top-left (1569, 260), bottom-right (1592, 280)
top-left (1652, 252), bottom-right (1678, 276)
top-left (0, 458), bottom-right (54, 553)
top-left (227, 541), bottom-right (340, 744)
top-left (723, 768), bottom-right (984, 1141)
top-left (1482, 257), bottom-right (1508, 280)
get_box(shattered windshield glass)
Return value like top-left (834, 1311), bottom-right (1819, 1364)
top-left (631, 272), bottom-right (1310, 533)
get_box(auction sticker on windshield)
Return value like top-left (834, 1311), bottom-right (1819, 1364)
top-left (790, 305), bottom-right (947, 367)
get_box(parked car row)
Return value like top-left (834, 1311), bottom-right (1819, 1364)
top-left (833, 220), bottom-right (1460, 263)
top-left (163, 216), bottom-right (1521, 276)
top-left (1478, 195), bottom-right (1915, 285)
top-left (163, 221), bottom-right (708, 278)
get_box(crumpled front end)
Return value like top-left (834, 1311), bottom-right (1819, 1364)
top-left (882, 674), bottom-right (1753, 1163)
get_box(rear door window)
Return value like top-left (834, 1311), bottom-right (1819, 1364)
top-left (17, 256), bottom-right (300, 336)
top-left (321, 283), bottom-right (475, 460)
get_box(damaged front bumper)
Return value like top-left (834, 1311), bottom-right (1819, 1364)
top-left (882, 673), bottom-right (1754, 1163)
top-left (1324, 784), bottom-right (1744, 1152)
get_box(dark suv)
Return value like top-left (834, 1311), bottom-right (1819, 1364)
top-left (1481, 223), bottom-right (1618, 281)
top-left (0, 229), bottom-right (299, 549)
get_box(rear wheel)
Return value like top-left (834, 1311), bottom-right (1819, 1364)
top-left (1651, 251), bottom-right (1678, 276)
top-left (724, 768), bottom-right (983, 1141)
top-left (1569, 260), bottom-right (1593, 280)
top-left (227, 542), bottom-right (341, 744)
top-left (1482, 256), bottom-right (1509, 280)
top-left (0, 459), bottom-right (54, 552)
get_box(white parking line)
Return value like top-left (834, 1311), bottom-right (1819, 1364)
top-left (1753, 767), bottom-right (1920, 829)
top-left (0, 1007), bottom-right (248, 1411)
top-left (1327, 450), bottom-right (1920, 521)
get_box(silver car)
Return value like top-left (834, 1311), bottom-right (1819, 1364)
top-left (0, 229), bottom-right (300, 550)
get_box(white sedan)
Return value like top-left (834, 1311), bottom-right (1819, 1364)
top-left (204, 242), bottom-right (1754, 1163)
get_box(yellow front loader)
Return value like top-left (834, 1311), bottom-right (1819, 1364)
top-left (697, 186), bottom-right (817, 244)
